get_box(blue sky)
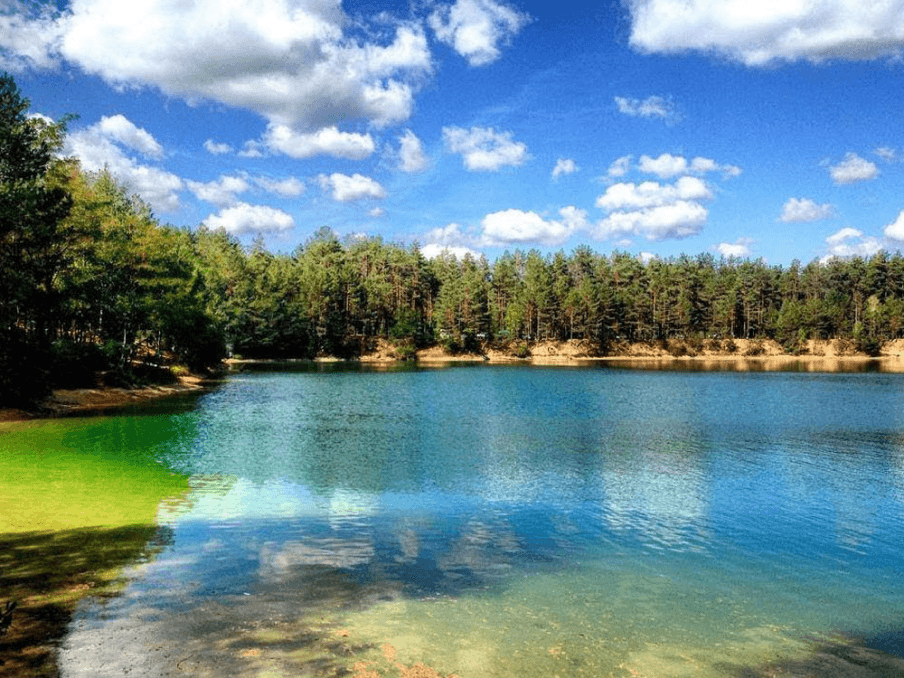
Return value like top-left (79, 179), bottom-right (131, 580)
top-left (3, 0), bottom-right (904, 265)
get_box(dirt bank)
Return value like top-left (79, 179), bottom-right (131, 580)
top-left (6, 338), bottom-right (904, 422)
top-left (0, 374), bottom-right (214, 423)
top-left (410, 337), bottom-right (904, 367)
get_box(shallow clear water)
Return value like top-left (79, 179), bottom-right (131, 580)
top-left (10, 364), bottom-right (904, 676)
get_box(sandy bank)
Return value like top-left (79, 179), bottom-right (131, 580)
top-left (6, 338), bottom-right (904, 422)
top-left (411, 337), bottom-right (904, 369)
top-left (0, 374), bottom-right (213, 423)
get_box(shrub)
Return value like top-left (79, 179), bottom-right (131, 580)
top-left (667, 340), bottom-right (688, 357)
top-left (855, 335), bottom-right (883, 357)
top-left (393, 342), bottom-right (418, 361)
top-left (743, 340), bottom-right (765, 356)
top-left (512, 342), bottom-right (531, 359)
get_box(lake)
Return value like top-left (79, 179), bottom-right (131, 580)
top-left (3, 363), bottom-right (904, 677)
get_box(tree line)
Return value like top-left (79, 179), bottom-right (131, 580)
top-left (3, 72), bottom-right (904, 406)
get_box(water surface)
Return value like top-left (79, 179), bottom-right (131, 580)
top-left (5, 364), bottom-right (904, 676)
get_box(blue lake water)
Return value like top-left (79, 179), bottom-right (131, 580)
top-left (33, 363), bottom-right (904, 676)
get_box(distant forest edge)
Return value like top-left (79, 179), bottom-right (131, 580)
top-left (3, 73), bottom-right (904, 407)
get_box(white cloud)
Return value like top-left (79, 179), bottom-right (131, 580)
top-left (614, 95), bottom-right (679, 123)
top-left (263, 125), bottom-right (375, 160)
top-left (714, 238), bottom-right (754, 258)
top-left (606, 155), bottom-right (632, 179)
top-left (398, 129), bottom-right (429, 172)
top-left (368, 207), bottom-right (385, 218)
top-left (3, 1), bottom-right (432, 130)
top-left (826, 227), bottom-right (864, 246)
top-left (203, 202), bottom-right (294, 235)
top-left (0, 2), bottom-right (63, 71)
top-left (595, 201), bottom-right (708, 241)
top-left (64, 123), bottom-right (183, 213)
top-left (479, 206), bottom-right (586, 246)
top-left (318, 173), bottom-right (386, 202)
top-left (443, 125), bottom-right (528, 171)
top-left (421, 243), bottom-right (484, 260)
top-left (636, 153), bottom-right (741, 180)
top-left (552, 158), bottom-right (578, 179)
top-left (638, 153), bottom-right (687, 178)
top-left (876, 147), bottom-right (897, 161)
top-left (596, 177), bottom-right (711, 210)
top-left (421, 223), bottom-right (483, 259)
top-left (779, 197), bottom-right (834, 223)
top-left (884, 211), bottom-right (904, 241)
top-left (823, 227), bottom-right (883, 260)
top-left (204, 139), bottom-right (232, 155)
top-left (829, 153), bottom-right (879, 184)
top-left (625, 0), bottom-right (904, 66)
top-left (594, 154), bottom-right (738, 242)
top-left (253, 175), bottom-right (305, 197)
top-left (187, 175), bottom-right (251, 207)
top-left (96, 114), bottom-right (163, 158)
top-left (429, 0), bottom-right (530, 66)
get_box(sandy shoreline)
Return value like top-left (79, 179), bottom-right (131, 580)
top-left (0, 375), bottom-right (213, 423)
top-left (3, 338), bottom-right (903, 422)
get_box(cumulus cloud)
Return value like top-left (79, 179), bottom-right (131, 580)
top-left (779, 197), bottom-right (834, 223)
top-left (479, 206), bottom-right (586, 246)
top-left (398, 129), bottom-right (429, 172)
top-left (0, 2), bottom-right (63, 71)
top-left (96, 114), bottom-right (163, 158)
top-left (823, 226), bottom-right (883, 260)
top-left (203, 202), bottom-right (294, 235)
top-left (318, 173), bottom-right (386, 202)
top-left (429, 0), bottom-right (530, 66)
top-left (595, 201), bottom-right (708, 241)
top-left (714, 238), bottom-right (754, 258)
top-left (421, 243), bottom-right (484, 260)
top-left (64, 119), bottom-right (183, 213)
top-left (829, 153), bottom-right (879, 184)
top-left (875, 147), bottom-right (897, 161)
top-left (594, 152), bottom-right (739, 242)
top-left (637, 153), bottom-right (688, 179)
top-left (883, 211), bottom-right (904, 241)
top-left (596, 177), bottom-right (711, 211)
top-left (2, 1), bottom-right (432, 131)
top-left (614, 95), bottom-right (679, 123)
top-left (625, 0), bottom-right (904, 66)
top-left (606, 155), bottom-right (632, 179)
top-left (204, 139), bottom-right (232, 155)
top-left (552, 158), bottom-right (577, 179)
top-left (254, 175), bottom-right (305, 197)
top-left (263, 125), bottom-right (375, 160)
top-left (187, 175), bottom-right (251, 207)
top-left (636, 153), bottom-right (741, 180)
top-left (443, 125), bottom-right (528, 171)
top-left (421, 222), bottom-right (483, 259)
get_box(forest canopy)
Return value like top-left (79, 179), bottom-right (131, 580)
top-left (2, 73), bottom-right (904, 407)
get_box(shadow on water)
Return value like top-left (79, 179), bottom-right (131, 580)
top-left (721, 633), bottom-right (904, 678)
top-left (58, 556), bottom-right (443, 678)
top-left (0, 524), bottom-right (171, 677)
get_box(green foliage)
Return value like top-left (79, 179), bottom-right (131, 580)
top-left (511, 342), bottom-right (531, 359)
top-left (5, 71), bottom-right (904, 408)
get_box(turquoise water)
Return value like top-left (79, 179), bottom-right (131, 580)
top-left (19, 364), bottom-right (904, 676)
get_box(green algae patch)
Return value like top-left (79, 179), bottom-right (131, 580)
top-left (0, 416), bottom-right (190, 533)
top-left (0, 416), bottom-right (191, 676)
